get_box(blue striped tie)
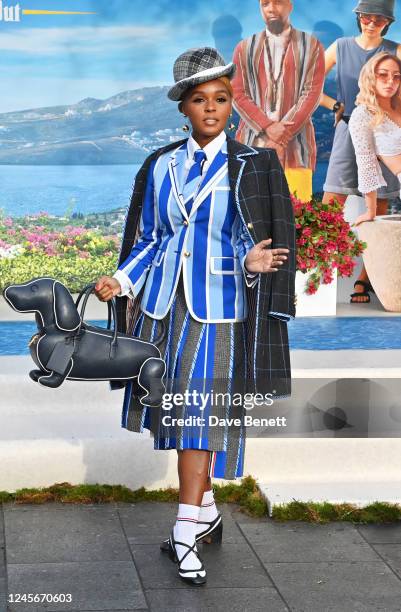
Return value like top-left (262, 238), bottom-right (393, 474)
top-left (183, 149), bottom-right (207, 215)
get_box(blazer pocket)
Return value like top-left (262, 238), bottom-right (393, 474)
top-left (152, 250), bottom-right (165, 267)
top-left (210, 256), bottom-right (242, 275)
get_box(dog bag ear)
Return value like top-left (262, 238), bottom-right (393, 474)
top-left (53, 282), bottom-right (81, 331)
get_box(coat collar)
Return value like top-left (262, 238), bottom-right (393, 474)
top-left (226, 137), bottom-right (260, 220)
top-left (226, 136), bottom-right (260, 159)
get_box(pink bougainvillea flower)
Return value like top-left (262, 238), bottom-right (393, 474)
top-left (291, 194), bottom-right (366, 294)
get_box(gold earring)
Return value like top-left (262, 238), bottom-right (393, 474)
top-left (228, 114), bottom-right (236, 131)
top-left (182, 114), bottom-right (190, 132)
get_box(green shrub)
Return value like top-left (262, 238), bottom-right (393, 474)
top-left (0, 253), bottom-right (119, 293)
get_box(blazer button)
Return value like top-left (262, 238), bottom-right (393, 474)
top-left (183, 219), bottom-right (189, 226)
top-left (247, 223), bottom-right (253, 230)
top-left (184, 251), bottom-right (191, 258)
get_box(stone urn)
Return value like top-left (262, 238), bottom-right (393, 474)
top-left (357, 215), bottom-right (401, 312)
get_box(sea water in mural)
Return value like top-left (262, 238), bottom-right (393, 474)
top-left (0, 0), bottom-right (400, 293)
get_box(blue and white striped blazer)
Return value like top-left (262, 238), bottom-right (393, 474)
top-left (114, 139), bottom-right (256, 323)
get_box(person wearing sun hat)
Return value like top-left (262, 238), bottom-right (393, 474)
top-left (320, 0), bottom-right (401, 304)
top-left (353, 0), bottom-right (395, 22)
top-left (94, 46), bottom-right (296, 586)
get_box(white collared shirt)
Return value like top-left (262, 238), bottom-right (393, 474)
top-left (264, 24), bottom-right (291, 121)
top-left (185, 130), bottom-right (227, 177)
top-left (265, 24), bottom-right (291, 78)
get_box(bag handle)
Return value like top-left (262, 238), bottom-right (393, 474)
top-left (75, 283), bottom-right (113, 330)
top-left (75, 283), bottom-right (118, 359)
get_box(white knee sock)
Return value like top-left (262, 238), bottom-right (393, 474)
top-left (173, 503), bottom-right (205, 577)
top-left (196, 489), bottom-right (219, 535)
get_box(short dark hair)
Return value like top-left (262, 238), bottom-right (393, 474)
top-left (356, 14), bottom-right (391, 36)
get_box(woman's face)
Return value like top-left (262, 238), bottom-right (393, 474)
top-left (181, 79), bottom-right (232, 147)
top-left (374, 58), bottom-right (401, 100)
top-left (359, 12), bottom-right (390, 37)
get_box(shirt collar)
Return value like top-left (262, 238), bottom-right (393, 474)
top-left (187, 130), bottom-right (227, 164)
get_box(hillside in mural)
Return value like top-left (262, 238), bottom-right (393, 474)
top-left (0, 79), bottom-right (337, 165)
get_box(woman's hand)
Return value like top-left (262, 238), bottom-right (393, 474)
top-left (244, 239), bottom-right (289, 273)
top-left (94, 276), bottom-right (121, 301)
top-left (352, 211), bottom-right (376, 227)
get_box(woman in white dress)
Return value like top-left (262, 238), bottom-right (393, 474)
top-left (349, 51), bottom-right (401, 228)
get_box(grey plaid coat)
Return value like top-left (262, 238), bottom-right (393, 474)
top-left (115, 137), bottom-right (296, 397)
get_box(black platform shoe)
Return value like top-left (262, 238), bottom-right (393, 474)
top-left (167, 530), bottom-right (207, 586)
top-left (160, 513), bottom-right (222, 552)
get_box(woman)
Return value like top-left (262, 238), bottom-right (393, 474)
top-left (320, 0), bottom-right (401, 303)
top-left (94, 47), bottom-right (296, 586)
top-left (349, 52), bottom-right (401, 226)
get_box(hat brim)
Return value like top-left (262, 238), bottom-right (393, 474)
top-left (353, 6), bottom-right (395, 21)
top-left (167, 62), bottom-right (237, 101)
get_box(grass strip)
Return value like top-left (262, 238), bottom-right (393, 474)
top-left (0, 477), bottom-right (400, 523)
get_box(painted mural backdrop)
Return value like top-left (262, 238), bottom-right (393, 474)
top-left (0, 0), bottom-right (400, 289)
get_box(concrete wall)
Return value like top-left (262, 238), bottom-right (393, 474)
top-left (1, 357), bottom-right (401, 494)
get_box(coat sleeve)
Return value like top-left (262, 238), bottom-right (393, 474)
top-left (348, 105), bottom-right (387, 194)
top-left (281, 37), bottom-right (325, 138)
top-left (114, 153), bottom-right (156, 337)
top-left (266, 149), bottom-right (296, 321)
top-left (231, 40), bottom-right (274, 134)
top-left (114, 158), bottom-right (161, 298)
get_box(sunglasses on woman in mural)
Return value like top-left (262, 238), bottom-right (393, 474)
top-left (375, 70), bottom-right (401, 82)
top-left (359, 13), bottom-right (389, 26)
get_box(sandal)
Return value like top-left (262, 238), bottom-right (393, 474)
top-left (196, 513), bottom-right (223, 544)
top-left (160, 514), bottom-right (222, 552)
top-left (166, 530), bottom-right (207, 586)
top-left (350, 280), bottom-right (373, 304)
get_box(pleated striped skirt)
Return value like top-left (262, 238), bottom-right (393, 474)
top-left (121, 273), bottom-right (248, 480)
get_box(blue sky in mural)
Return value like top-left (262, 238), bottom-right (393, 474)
top-left (0, 0), bottom-right (400, 112)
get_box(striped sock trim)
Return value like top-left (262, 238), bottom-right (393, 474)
top-left (208, 451), bottom-right (217, 477)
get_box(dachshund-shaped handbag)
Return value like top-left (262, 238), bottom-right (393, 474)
top-left (3, 277), bottom-right (166, 408)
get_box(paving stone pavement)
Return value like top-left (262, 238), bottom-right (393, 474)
top-left (0, 502), bottom-right (401, 612)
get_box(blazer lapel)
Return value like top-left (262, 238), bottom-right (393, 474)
top-left (168, 143), bottom-right (190, 219)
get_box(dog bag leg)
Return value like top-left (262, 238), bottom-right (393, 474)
top-left (137, 357), bottom-right (166, 408)
top-left (29, 369), bottom-right (43, 383)
top-left (31, 365), bottom-right (71, 388)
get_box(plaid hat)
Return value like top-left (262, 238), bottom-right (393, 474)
top-left (168, 47), bottom-right (236, 101)
top-left (353, 0), bottom-right (395, 21)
